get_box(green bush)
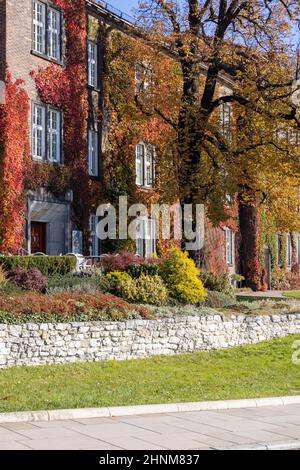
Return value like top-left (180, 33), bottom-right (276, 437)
top-left (205, 291), bottom-right (236, 309)
top-left (126, 263), bottom-right (160, 278)
top-left (120, 274), bottom-right (168, 305)
top-left (199, 271), bottom-right (234, 297)
top-left (0, 256), bottom-right (76, 277)
top-left (99, 272), bottom-right (132, 296)
top-left (159, 247), bottom-right (206, 304)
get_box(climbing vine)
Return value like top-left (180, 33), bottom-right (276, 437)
top-left (0, 71), bottom-right (30, 254)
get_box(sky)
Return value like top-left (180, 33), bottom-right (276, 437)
top-left (110, 1), bottom-right (139, 16)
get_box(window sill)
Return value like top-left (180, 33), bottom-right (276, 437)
top-left (136, 185), bottom-right (155, 192)
top-left (89, 174), bottom-right (102, 181)
top-left (32, 158), bottom-right (64, 167)
top-left (31, 50), bottom-right (63, 67)
top-left (87, 85), bottom-right (101, 93)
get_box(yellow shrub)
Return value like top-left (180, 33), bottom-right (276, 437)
top-left (99, 271), bottom-right (131, 296)
top-left (120, 274), bottom-right (168, 306)
top-left (159, 247), bottom-right (206, 304)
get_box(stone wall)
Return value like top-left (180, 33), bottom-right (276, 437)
top-left (1, 313), bottom-right (300, 368)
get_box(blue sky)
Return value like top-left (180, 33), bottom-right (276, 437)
top-left (110, 1), bottom-right (139, 15)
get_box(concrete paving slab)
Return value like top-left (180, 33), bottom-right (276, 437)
top-left (1, 403), bottom-right (300, 450)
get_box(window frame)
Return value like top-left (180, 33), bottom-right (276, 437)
top-left (135, 62), bottom-right (153, 95)
top-left (87, 40), bottom-right (99, 90)
top-left (225, 227), bottom-right (234, 266)
top-left (88, 128), bottom-right (100, 178)
top-left (135, 142), bottom-right (155, 189)
top-left (277, 234), bottom-right (283, 267)
top-left (220, 102), bottom-right (232, 141)
top-left (32, 1), bottom-right (62, 63)
top-left (32, 102), bottom-right (63, 164)
top-left (136, 217), bottom-right (157, 259)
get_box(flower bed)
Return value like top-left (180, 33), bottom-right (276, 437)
top-left (0, 292), bottom-right (151, 324)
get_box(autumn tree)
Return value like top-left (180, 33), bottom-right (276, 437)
top-left (132, 0), bottom-right (300, 283)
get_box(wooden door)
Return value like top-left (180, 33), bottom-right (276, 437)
top-left (31, 222), bottom-right (46, 254)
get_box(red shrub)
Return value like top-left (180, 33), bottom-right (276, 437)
top-left (7, 268), bottom-right (47, 292)
top-left (100, 251), bottom-right (143, 273)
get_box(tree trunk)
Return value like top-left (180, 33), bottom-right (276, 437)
top-left (238, 197), bottom-right (262, 291)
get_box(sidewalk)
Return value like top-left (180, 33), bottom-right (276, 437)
top-left (1, 403), bottom-right (300, 450)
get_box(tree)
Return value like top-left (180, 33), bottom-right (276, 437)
top-left (133, 0), bottom-right (300, 279)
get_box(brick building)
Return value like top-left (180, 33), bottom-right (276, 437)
top-left (0, 0), bottom-right (299, 289)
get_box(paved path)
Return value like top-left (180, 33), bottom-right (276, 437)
top-left (1, 404), bottom-right (300, 450)
top-left (237, 290), bottom-right (285, 299)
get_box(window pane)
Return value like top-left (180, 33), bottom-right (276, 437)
top-left (220, 103), bottom-right (232, 141)
top-left (88, 42), bottom-right (98, 88)
top-left (48, 109), bottom-right (61, 163)
top-left (33, 2), bottom-right (46, 54)
top-left (136, 144), bottom-right (144, 186)
top-left (48, 8), bottom-right (61, 60)
top-left (32, 104), bottom-right (45, 159)
top-left (225, 228), bottom-right (233, 265)
top-left (88, 130), bottom-right (99, 176)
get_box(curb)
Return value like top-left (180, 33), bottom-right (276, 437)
top-left (0, 395), bottom-right (300, 424)
top-left (216, 440), bottom-right (300, 451)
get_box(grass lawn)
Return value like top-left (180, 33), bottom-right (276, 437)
top-left (284, 291), bottom-right (300, 299)
top-left (0, 335), bottom-right (300, 413)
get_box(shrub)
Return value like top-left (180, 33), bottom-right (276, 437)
top-left (46, 273), bottom-right (102, 294)
top-left (271, 267), bottom-right (291, 290)
top-left (126, 263), bottom-right (160, 278)
top-left (159, 247), bottom-right (206, 304)
top-left (120, 274), bottom-right (168, 305)
top-left (0, 256), bottom-right (76, 276)
top-left (205, 291), bottom-right (236, 309)
top-left (7, 268), bottom-right (47, 292)
top-left (0, 292), bottom-right (152, 323)
top-left (100, 251), bottom-right (143, 274)
top-left (0, 265), bottom-right (7, 288)
top-left (99, 272), bottom-right (132, 296)
top-left (199, 271), bottom-right (234, 297)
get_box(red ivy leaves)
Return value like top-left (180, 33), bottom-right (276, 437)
top-left (0, 70), bottom-right (30, 254)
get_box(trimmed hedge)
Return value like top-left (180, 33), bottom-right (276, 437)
top-left (0, 256), bottom-right (76, 276)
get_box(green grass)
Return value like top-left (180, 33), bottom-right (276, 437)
top-left (0, 335), bottom-right (300, 413)
top-left (284, 291), bottom-right (300, 299)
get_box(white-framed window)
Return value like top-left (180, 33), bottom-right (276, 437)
top-left (48, 108), bottom-right (61, 162)
top-left (220, 103), bottom-right (232, 141)
top-left (88, 41), bottom-right (98, 88)
top-left (135, 142), bottom-right (155, 188)
top-left (135, 63), bottom-right (153, 95)
top-left (287, 233), bottom-right (292, 267)
top-left (88, 129), bottom-right (99, 177)
top-left (225, 227), bottom-right (234, 266)
top-left (89, 214), bottom-right (100, 257)
top-left (33, 1), bottom-right (61, 61)
top-left (47, 7), bottom-right (61, 61)
top-left (33, 1), bottom-right (46, 55)
top-left (297, 233), bottom-right (300, 265)
top-left (136, 218), bottom-right (156, 258)
top-left (32, 104), bottom-right (46, 160)
top-left (32, 103), bottom-right (62, 163)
